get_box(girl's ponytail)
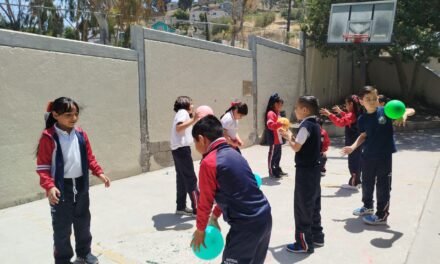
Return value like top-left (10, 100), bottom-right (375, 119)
top-left (44, 101), bottom-right (57, 129)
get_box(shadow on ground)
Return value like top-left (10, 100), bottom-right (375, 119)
top-left (262, 176), bottom-right (282, 186)
top-left (333, 217), bottom-right (403, 248)
top-left (152, 213), bottom-right (194, 231)
top-left (268, 244), bottom-right (310, 264)
top-left (322, 185), bottom-right (359, 198)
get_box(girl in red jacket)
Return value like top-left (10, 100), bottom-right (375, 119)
top-left (36, 97), bottom-right (110, 264)
top-left (265, 93), bottom-right (287, 178)
top-left (320, 95), bottom-right (362, 190)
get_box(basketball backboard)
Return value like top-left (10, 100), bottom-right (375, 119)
top-left (327, 0), bottom-right (397, 44)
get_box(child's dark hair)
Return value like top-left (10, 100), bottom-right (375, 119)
top-left (346, 94), bottom-right (363, 116)
top-left (192, 115), bottom-right (224, 142)
top-left (264, 93), bottom-right (284, 125)
top-left (173, 96), bottom-right (192, 112)
top-left (297, 95), bottom-right (319, 116)
top-left (378, 94), bottom-right (390, 104)
top-left (221, 101), bottom-right (248, 119)
top-left (359, 86), bottom-right (377, 98)
top-left (45, 97), bottom-right (80, 129)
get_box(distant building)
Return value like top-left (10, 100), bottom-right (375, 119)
top-left (151, 21), bottom-right (176, 33)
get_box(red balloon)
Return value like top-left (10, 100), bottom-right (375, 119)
top-left (196, 105), bottom-right (214, 118)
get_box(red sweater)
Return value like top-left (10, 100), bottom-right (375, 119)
top-left (328, 111), bottom-right (357, 128)
top-left (321, 128), bottom-right (330, 153)
top-left (36, 126), bottom-right (104, 193)
top-left (266, 110), bottom-right (283, 145)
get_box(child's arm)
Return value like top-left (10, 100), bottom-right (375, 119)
top-left (36, 135), bottom-right (60, 205)
top-left (321, 130), bottom-right (330, 152)
top-left (83, 131), bottom-right (110, 187)
top-left (341, 132), bottom-right (366, 155)
top-left (176, 112), bottom-right (199, 133)
top-left (266, 111), bottom-right (282, 131)
top-left (394, 108), bottom-right (416, 127)
top-left (192, 160), bottom-right (218, 251)
top-left (320, 108), bottom-right (355, 127)
top-left (282, 127), bottom-right (308, 152)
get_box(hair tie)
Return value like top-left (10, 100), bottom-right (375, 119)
top-left (352, 95), bottom-right (359, 103)
top-left (231, 101), bottom-right (241, 107)
top-left (46, 101), bottom-right (54, 112)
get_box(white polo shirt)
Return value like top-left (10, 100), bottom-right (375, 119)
top-left (170, 109), bottom-right (194, 150)
top-left (220, 111), bottom-right (238, 140)
top-left (54, 125), bottom-right (83, 179)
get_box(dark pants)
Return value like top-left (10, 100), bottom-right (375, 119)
top-left (268, 144), bottom-right (282, 177)
top-left (348, 148), bottom-right (362, 186)
top-left (294, 166), bottom-right (323, 249)
top-left (320, 153), bottom-right (327, 173)
top-left (172, 146), bottom-right (199, 213)
top-left (51, 176), bottom-right (91, 264)
top-left (361, 155), bottom-right (392, 219)
top-left (222, 214), bottom-right (272, 264)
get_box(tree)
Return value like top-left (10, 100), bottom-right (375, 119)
top-left (230, 0), bottom-right (257, 47)
top-left (0, 0), bottom-right (27, 30)
top-left (177, 0), bottom-right (193, 11)
top-left (302, 0), bottom-right (440, 101)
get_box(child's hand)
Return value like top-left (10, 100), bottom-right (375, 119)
top-left (237, 139), bottom-right (243, 147)
top-left (281, 130), bottom-right (293, 141)
top-left (98, 174), bottom-right (111, 188)
top-left (341, 146), bottom-right (354, 156)
top-left (319, 108), bottom-right (331, 116)
top-left (48, 187), bottom-right (60, 205)
top-left (394, 115), bottom-right (407, 127)
top-left (190, 229), bottom-right (206, 252)
top-left (332, 105), bottom-right (342, 114)
top-left (208, 215), bottom-right (221, 231)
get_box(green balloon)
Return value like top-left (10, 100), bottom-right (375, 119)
top-left (384, 100), bottom-right (406, 119)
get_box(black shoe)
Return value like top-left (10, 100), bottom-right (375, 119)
top-left (269, 174), bottom-right (281, 179)
top-left (279, 170), bottom-right (288, 176)
top-left (313, 238), bottom-right (324, 247)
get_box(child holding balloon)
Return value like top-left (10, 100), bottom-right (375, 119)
top-left (191, 115), bottom-right (272, 264)
top-left (265, 93), bottom-right (288, 178)
top-left (320, 95), bottom-right (363, 189)
top-left (282, 95), bottom-right (324, 253)
top-left (220, 101), bottom-right (248, 153)
top-left (170, 96), bottom-right (200, 217)
top-left (342, 86), bottom-right (414, 225)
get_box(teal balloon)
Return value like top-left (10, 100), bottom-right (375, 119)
top-left (384, 100), bottom-right (406, 119)
top-left (254, 173), bottom-right (262, 188)
top-left (192, 225), bottom-right (224, 260)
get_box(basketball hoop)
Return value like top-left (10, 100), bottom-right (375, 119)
top-left (342, 34), bottom-right (370, 44)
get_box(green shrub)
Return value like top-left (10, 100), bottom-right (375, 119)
top-left (254, 12), bottom-right (276, 28)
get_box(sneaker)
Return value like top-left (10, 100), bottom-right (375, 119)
top-left (73, 253), bottom-right (99, 264)
top-left (269, 174), bottom-right (281, 179)
top-left (286, 242), bottom-right (314, 254)
top-left (341, 184), bottom-right (361, 191)
top-left (313, 237), bottom-right (324, 247)
top-left (363, 215), bottom-right (387, 225)
top-left (320, 172), bottom-right (326, 177)
top-left (353, 207), bottom-right (374, 216)
top-left (175, 207), bottom-right (195, 216)
top-left (279, 168), bottom-right (288, 176)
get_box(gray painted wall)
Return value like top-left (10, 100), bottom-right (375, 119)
top-left (0, 29), bottom-right (142, 209)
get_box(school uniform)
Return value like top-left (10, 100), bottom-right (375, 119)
top-left (328, 111), bottom-right (362, 186)
top-left (220, 111), bottom-right (241, 153)
top-left (197, 138), bottom-right (272, 264)
top-left (170, 109), bottom-right (199, 213)
top-left (36, 125), bottom-right (103, 264)
top-left (293, 116), bottom-right (323, 250)
top-left (266, 110), bottom-right (283, 177)
top-left (358, 107), bottom-right (395, 220)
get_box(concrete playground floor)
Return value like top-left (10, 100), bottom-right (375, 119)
top-left (1, 129), bottom-right (440, 264)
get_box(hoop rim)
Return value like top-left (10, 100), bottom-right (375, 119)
top-left (342, 33), bottom-right (370, 43)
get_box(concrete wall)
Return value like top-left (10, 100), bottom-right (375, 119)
top-left (305, 47), bottom-right (354, 108)
top-left (362, 58), bottom-right (440, 108)
top-left (250, 37), bottom-right (304, 138)
top-left (0, 29), bottom-right (142, 208)
top-left (135, 28), bottom-right (254, 170)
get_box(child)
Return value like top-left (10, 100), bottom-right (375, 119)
top-left (170, 96), bottom-right (200, 217)
top-left (320, 95), bottom-right (362, 189)
top-left (378, 94), bottom-right (390, 106)
top-left (220, 101), bottom-right (248, 152)
top-left (191, 115), bottom-right (272, 264)
top-left (342, 86), bottom-right (414, 225)
top-left (317, 118), bottom-right (330, 177)
top-left (265, 93), bottom-right (287, 178)
top-left (282, 95), bottom-right (324, 253)
top-left (36, 97), bottom-right (110, 264)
